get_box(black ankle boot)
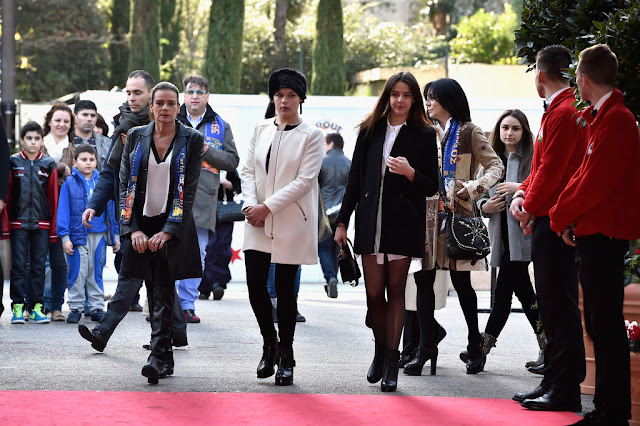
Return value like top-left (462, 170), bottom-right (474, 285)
top-left (159, 348), bottom-right (174, 378)
top-left (381, 350), bottom-right (400, 392)
top-left (403, 345), bottom-right (438, 376)
top-left (367, 342), bottom-right (386, 383)
top-left (466, 342), bottom-right (485, 374)
top-left (257, 337), bottom-right (279, 379)
top-left (275, 346), bottom-right (295, 386)
top-left (142, 355), bottom-right (163, 384)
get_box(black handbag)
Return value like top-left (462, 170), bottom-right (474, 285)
top-left (217, 196), bottom-right (245, 223)
top-left (438, 177), bottom-right (490, 265)
top-left (337, 238), bottom-right (361, 286)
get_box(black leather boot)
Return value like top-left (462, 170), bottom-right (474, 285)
top-left (275, 346), bottom-right (295, 386)
top-left (460, 332), bottom-right (496, 364)
top-left (466, 341), bottom-right (486, 374)
top-left (381, 349), bottom-right (400, 392)
top-left (403, 345), bottom-right (438, 376)
top-left (257, 337), bottom-right (279, 378)
top-left (159, 348), bottom-right (174, 378)
top-left (367, 342), bottom-right (386, 383)
top-left (142, 286), bottom-right (173, 385)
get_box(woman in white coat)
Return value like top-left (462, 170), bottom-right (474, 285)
top-left (241, 69), bottom-right (324, 386)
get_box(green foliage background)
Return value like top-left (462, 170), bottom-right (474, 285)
top-left (515, 0), bottom-right (640, 120)
top-left (311, 0), bottom-right (345, 95)
top-left (15, 0), bottom-right (109, 102)
top-left (450, 4), bottom-right (518, 64)
top-left (128, 0), bottom-right (160, 82)
top-left (203, 0), bottom-right (245, 94)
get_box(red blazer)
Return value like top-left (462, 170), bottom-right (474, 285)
top-left (519, 88), bottom-right (589, 216)
top-left (550, 89), bottom-right (640, 240)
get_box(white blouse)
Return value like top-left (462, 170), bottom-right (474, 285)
top-left (143, 146), bottom-right (173, 217)
top-left (372, 120), bottom-right (407, 264)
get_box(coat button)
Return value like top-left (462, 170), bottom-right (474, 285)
top-left (365, 192), bottom-right (369, 197)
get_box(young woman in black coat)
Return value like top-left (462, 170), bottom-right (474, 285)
top-left (334, 71), bottom-right (439, 392)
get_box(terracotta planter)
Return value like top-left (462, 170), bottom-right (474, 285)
top-left (632, 352), bottom-right (640, 426)
top-left (627, 285), bottom-right (640, 425)
top-left (580, 284), bottom-right (640, 397)
top-left (579, 287), bottom-right (596, 395)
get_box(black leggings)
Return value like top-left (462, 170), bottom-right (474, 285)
top-left (245, 250), bottom-right (299, 348)
top-left (484, 247), bottom-right (540, 338)
top-left (362, 254), bottom-right (411, 351)
top-left (416, 269), bottom-right (481, 347)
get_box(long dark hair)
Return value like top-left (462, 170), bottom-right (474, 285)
top-left (43, 103), bottom-right (75, 139)
top-left (489, 109), bottom-right (534, 181)
top-left (358, 71), bottom-right (428, 140)
top-left (426, 78), bottom-right (472, 125)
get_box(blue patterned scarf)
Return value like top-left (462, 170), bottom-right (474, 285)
top-left (121, 137), bottom-right (187, 225)
top-left (441, 119), bottom-right (462, 211)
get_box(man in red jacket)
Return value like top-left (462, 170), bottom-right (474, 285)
top-left (550, 44), bottom-right (640, 425)
top-left (509, 45), bottom-right (589, 412)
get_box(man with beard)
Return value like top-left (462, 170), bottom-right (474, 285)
top-left (78, 70), bottom-right (188, 354)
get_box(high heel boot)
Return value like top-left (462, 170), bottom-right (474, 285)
top-left (381, 349), bottom-right (400, 392)
top-left (459, 332), bottom-right (496, 364)
top-left (257, 337), bottom-right (279, 378)
top-left (367, 342), bottom-right (386, 383)
top-left (142, 286), bottom-right (174, 384)
top-left (403, 345), bottom-right (438, 376)
top-left (466, 340), bottom-right (486, 374)
top-left (275, 346), bottom-right (295, 386)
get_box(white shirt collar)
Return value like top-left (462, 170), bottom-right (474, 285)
top-left (187, 110), bottom-right (206, 128)
top-left (546, 87), bottom-right (571, 107)
top-left (442, 117), bottom-right (453, 135)
top-left (592, 90), bottom-right (614, 113)
top-left (386, 118), bottom-right (406, 130)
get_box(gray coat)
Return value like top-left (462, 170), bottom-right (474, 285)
top-left (177, 104), bottom-right (239, 232)
top-left (477, 152), bottom-right (532, 267)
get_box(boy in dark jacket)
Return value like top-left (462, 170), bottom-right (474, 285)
top-left (57, 144), bottom-right (119, 323)
top-left (2, 121), bottom-right (58, 324)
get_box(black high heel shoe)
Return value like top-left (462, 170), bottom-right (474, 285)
top-left (367, 342), bottom-right (386, 383)
top-left (257, 338), bottom-right (279, 379)
top-left (466, 342), bottom-right (486, 374)
top-left (403, 346), bottom-right (438, 376)
top-left (381, 350), bottom-right (400, 392)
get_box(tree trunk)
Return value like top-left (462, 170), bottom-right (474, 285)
top-left (128, 0), bottom-right (160, 82)
top-left (203, 0), bottom-right (245, 94)
top-left (312, 0), bottom-right (345, 95)
top-left (273, 0), bottom-right (289, 71)
top-left (110, 0), bottom-right (131, 88)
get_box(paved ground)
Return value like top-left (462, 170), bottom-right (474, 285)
top-left (0, 279), bottom-right (593, 413)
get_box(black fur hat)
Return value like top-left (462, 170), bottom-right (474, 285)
top-left (267, 68), bottom-right (307, 102)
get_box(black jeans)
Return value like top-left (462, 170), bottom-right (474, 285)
top-left (245, 250), bottom-right (298, 348)
top-left (532, 216), bottom-right (585, 394)
top-left (578, 234), bottom-right (630, 419)
top-left (485, 248), bottom-right (539, 338)
top-left (10, 229), bottom-right (48, 310)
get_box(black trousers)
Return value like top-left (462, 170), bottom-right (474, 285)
top-left (245, 250), bottom-right (298, 348)
top-left (485, 248), bottom-right (539, 338)
top-left (578, 234), bottom-right (630, 419)
top-left (532, 216), bottom-right (585, 394)
top-left (95, 271), bottom-right (187, 345)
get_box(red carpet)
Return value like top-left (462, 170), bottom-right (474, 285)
top-left (0, 391), bottom-right (581, 425)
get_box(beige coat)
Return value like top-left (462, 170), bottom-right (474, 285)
top-left (241, 118), bottom-right (324, 265)
top-left (435, 123), bottom-right (504, 271)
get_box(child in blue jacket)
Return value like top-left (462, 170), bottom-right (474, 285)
top-left (57, 144), bottom-right (119, 323)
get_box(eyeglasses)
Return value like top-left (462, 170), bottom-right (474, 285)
top-left (185, 90), bottom-right (208, 96)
